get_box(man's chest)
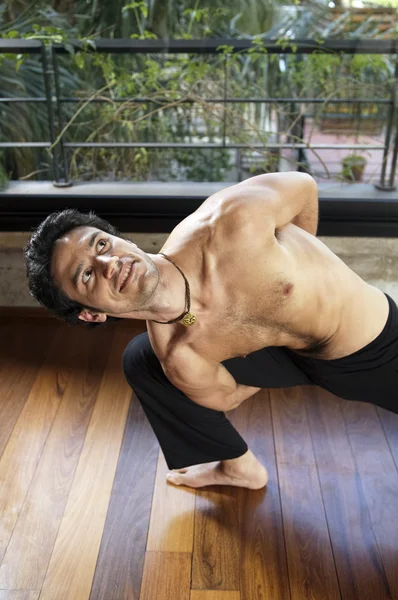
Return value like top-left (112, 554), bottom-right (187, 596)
top-left (149, 290), bottom-right (295, 367)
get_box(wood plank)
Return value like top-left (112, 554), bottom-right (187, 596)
top-left (278, 463), bottom-right (342, 600)
top-left (0, 325), bottom-right (81, 564)
top-left (0, 319), bottom-right (58, 457)
top-left (342, 400), bottom-right (398, 598)
top-left (271, 386), bottom-right (315, 467)
top-left (271, 387), bottom-right (341, 600)
top-left (0, 592), bottom-right (40, 600)
top-left (191, 592), bottom-right (240, 600)
top-left (304, 388), bottom-right (355, 473)
top-left (343, 401), bottom-right (398, 476)
top-left (139, 552), bottom-right (191, 600)
top-left (0, 325), bottom-right (114, 590)
top-left (146, 451), bottom-right (195, 552)
top-left (377, 407), bottom-right (398, 469)
top-left (0, 318), bottom-right (14, 355)
top-left (39, 329), bottom-right (134, 600)
top-left (0, 307), bottom-right (50, 319)
top-left (192, 487), bottom-right (240, 591)
top-left (307, 388), bottom-right (393, 600)
top-left (356, 471), bottom-right (398, 595)
top-left (229, 390), bottom-right (291, 600)
top-left (89, 395), bottom-right (160, 600)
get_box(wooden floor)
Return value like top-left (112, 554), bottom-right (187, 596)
top-left (0, 314), bottom-right (398, 600)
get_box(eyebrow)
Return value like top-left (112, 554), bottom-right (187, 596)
top-left (72, 231), bottom-right (100, 290)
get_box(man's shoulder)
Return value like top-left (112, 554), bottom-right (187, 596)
top-left (209, 188), bottom-right (276, 247)
top-left (164, 180), bottom-right (275, 250)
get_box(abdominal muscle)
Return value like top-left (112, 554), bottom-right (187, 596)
top-left (277, 225), bottom-right (389, 359)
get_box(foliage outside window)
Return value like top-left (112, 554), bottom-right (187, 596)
top-left (0, 0), bottom-right (397, 184)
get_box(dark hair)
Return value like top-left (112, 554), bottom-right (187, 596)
top-left (24, 208), bottom-right (120, 327)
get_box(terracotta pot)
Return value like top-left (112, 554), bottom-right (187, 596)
top-left (341, 155), bottom-right (367, 182)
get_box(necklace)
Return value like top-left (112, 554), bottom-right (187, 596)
top-left (152, 253), bottom-right (197, 326)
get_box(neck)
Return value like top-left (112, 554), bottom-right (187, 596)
top-left (108, 253), bottom-right (193, 322)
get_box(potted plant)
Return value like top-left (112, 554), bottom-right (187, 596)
top-left (340, 153), bottom-right (367, 182)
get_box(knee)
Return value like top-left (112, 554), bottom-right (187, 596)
top-left (122, 332), bottom-right (156, 383)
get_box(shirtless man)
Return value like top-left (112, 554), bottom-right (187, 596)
top-left (25, 172), bottom-right (398, 490)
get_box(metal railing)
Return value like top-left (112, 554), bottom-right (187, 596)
top-left (0, 38), bottom-right (397, 190)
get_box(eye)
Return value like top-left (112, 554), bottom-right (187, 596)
top-left (97, 239), bottom-right (107, 251)
top-left (81, 240), bottom-right (107, 286)
top-left (82, 268), bottom-right (92, 284)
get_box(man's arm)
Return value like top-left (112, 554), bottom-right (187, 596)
top-left (163, 349), bottom-right (260, 412)
top-left (234, 171), bottom-right (319, 236)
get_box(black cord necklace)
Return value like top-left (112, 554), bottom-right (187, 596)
top-left (152, 253), bottom-right (197, 326)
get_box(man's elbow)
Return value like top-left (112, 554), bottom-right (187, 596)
top-left (203, 395), bottom-right (235, 412)
top-left (183, 389), bottom-right (233, 412)
top-left (292, 175), bottom-right (319, 235)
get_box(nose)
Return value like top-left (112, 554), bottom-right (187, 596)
top-left (95, 254), bottom-right (120, 279)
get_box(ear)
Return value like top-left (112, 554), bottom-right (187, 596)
top-left (78, 310), bottom-right (107, 323)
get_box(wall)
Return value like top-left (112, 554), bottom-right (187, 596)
top-left (0, 233), bottom-right (397, 307)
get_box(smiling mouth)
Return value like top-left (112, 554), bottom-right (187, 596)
top-left (119, 262), bottom-right (134, 291)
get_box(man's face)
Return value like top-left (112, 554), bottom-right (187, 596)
top-left (51, 226), bottom-right (159, 322)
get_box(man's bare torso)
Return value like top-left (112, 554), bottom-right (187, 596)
top-left (147, 185), bottom-right (389, 368)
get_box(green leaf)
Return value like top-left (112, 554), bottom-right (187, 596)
top-left (64, 43), bottom-right (76, 55)
top-left (123, 0), bottom-right (147, 15)
top-left (123, 2), bottom-right (140, 11)
top-left (74, 53), bottom-right (85, 69)
top-left (217, 45), bottom-right (235, 55)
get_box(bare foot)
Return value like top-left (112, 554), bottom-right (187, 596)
top-left (166, 450), bottom-right (268, 489)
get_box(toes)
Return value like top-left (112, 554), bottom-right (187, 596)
top-left (166, 472), bottom-right (182, 485)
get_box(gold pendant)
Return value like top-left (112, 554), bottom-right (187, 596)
top-left (179, 312), bottom-right (197, 327)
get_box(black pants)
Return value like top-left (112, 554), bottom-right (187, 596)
top-left (122, 333), bottom-right (313, 469)
top-left (123, 294), bottom-right (398, 469)
top-left (285, 294), bottom-right (398, 414)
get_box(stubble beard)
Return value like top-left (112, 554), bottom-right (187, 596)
top-left (123, 252), bottom-right (160, 314)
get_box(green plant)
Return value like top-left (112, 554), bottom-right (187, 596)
top-left (1, 0), bottom-right (396, 184)
top-left (0, 153), bottom-right (9, 190)
top-left (0, 5), bottom-right (82, 180)
top-left (340, 153), bottom-right (367, 182)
